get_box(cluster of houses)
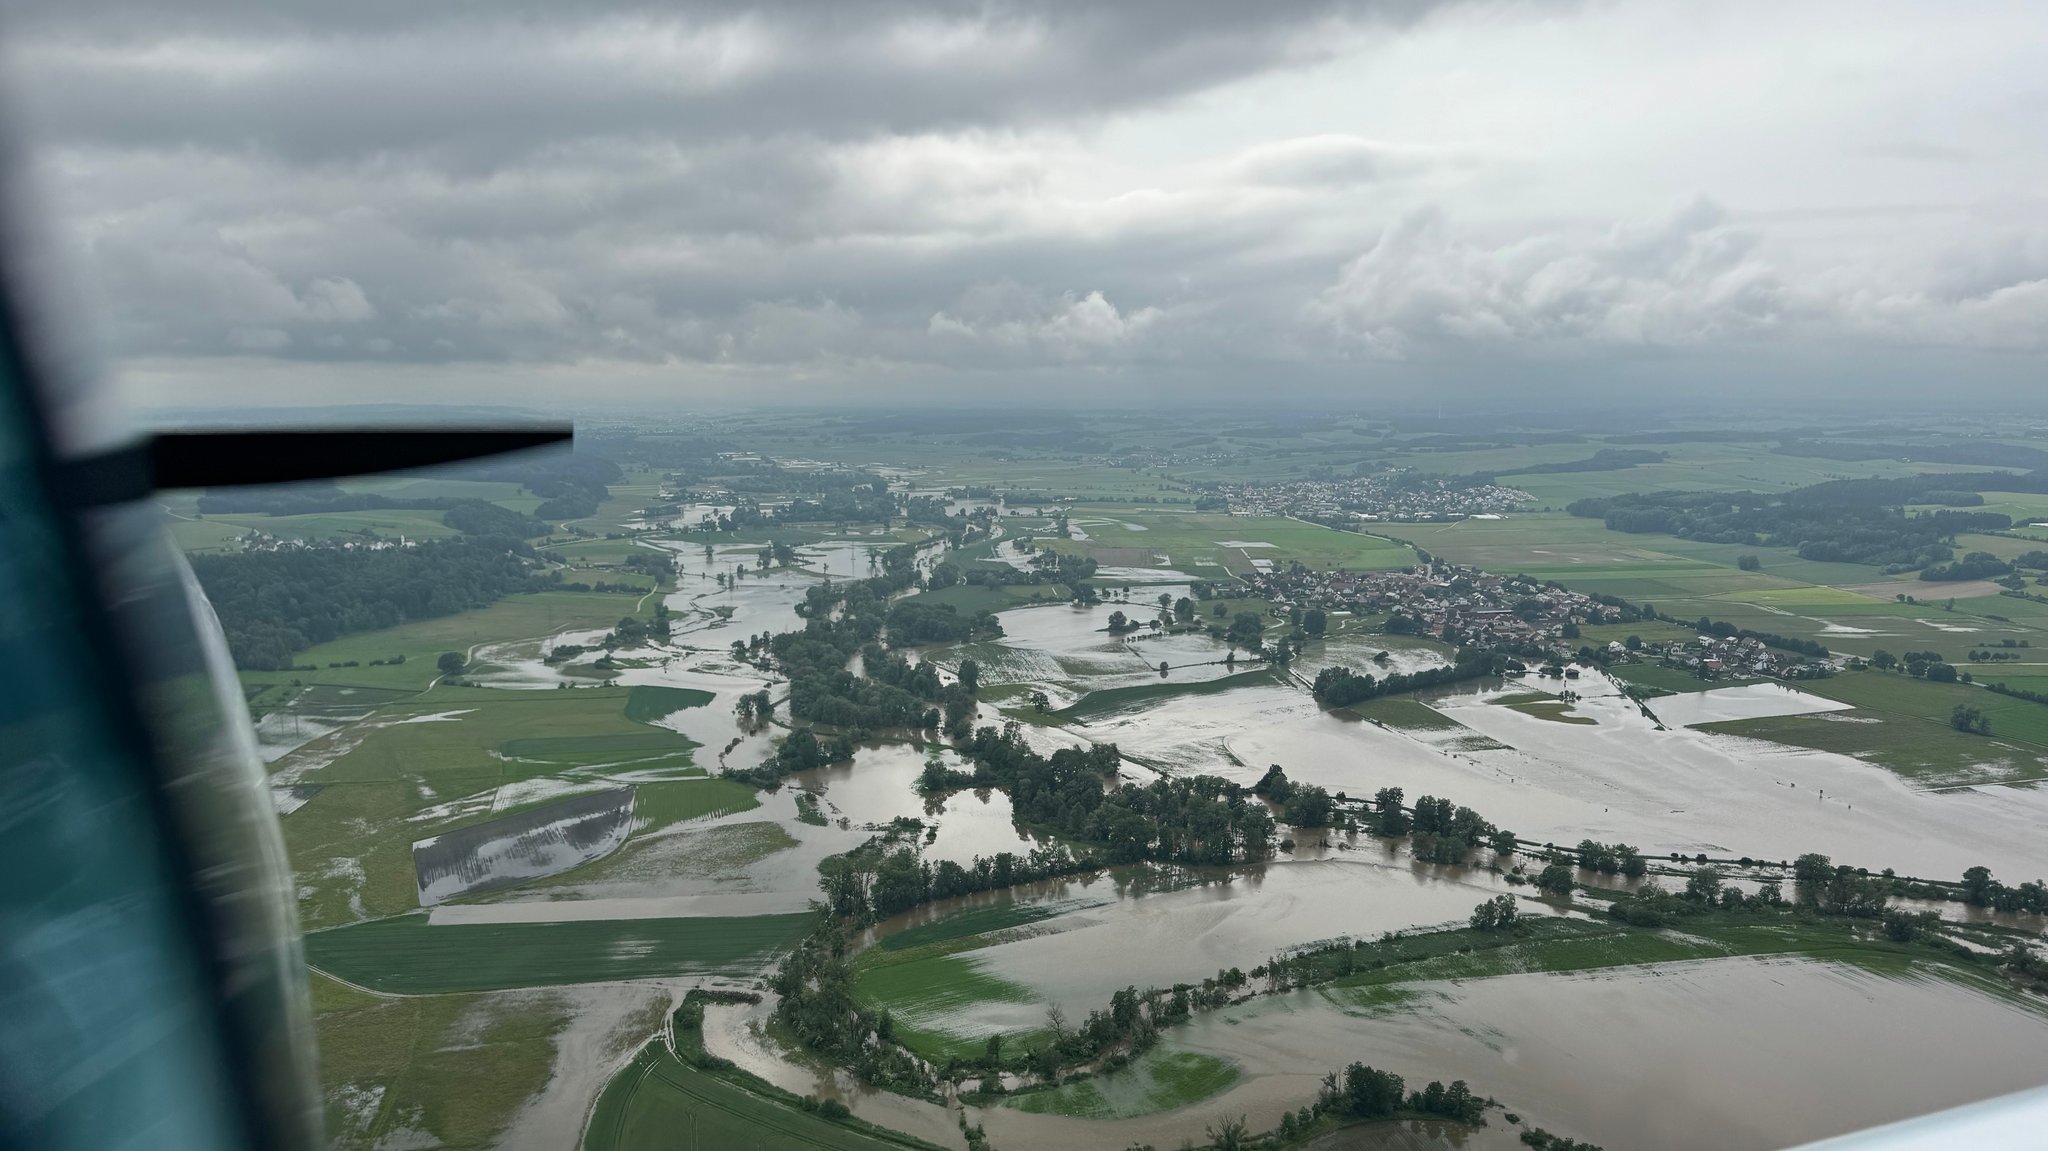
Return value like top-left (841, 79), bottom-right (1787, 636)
top-left (1250, 562), bottom-right (1620, 651)
top-left (1216, 473), bottom-right (1532, 520)
top-left (1246, 561), bottom-right (1835, 681)
top-left (232, 529), bottom-right (413, 553)
top-left (1641, 634), bottom-right (1834, 681)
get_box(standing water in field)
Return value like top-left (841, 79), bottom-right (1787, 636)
top-left (413, 787), bottom-right (636, 904)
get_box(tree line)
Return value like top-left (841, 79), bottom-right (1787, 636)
top-left (192, 539), bottom-right (540, 669)
top-left (1310, 646), bottom-right (1508, 708)
top-left (1567, 491), bottom-right (2009, 572)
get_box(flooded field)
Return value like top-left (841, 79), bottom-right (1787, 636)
top-left (1134, 957), bottom-right (2048, 1151)
top-left (413, 786), bottom-right (635, 904)
top-left (708, 954), bottom-right (2048, 1151)
top-left (268, 513), bottom-right (2048, 1151)
top-left (1057, 661), bottom-right (2048, 878)
top-left (863, 856), bottom-right (1546, 1039)
top-left (709, 952), bottom-right (2048, 1151)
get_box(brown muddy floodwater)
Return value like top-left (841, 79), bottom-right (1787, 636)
top-left (712, 957), bottom-right (2048, 1151)
top-left (865, 855), bottom-right (1549, 1038)
top-left (1129, 956), bottom-right (2048, 1151)
top-left (1072, 669), bottom-right (2048, 881)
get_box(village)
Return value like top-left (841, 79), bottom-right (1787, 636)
top-left (1239, 558), bottom-right (1837, 683)
top-left (1218, 471), bottom-right (1535, 521)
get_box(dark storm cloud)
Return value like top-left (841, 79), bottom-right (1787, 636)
top-left (4, 0), bottom-right (2046, 406)
top-left (13, 2), bottom-right (1417, 163)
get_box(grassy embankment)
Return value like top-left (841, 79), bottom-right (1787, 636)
top-left (585, 997), bottom-right (950, 1151)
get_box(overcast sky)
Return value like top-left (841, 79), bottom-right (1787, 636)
top-left (6, 0), bottom-right (2047, 412)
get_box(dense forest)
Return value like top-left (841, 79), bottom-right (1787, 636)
top-left (927, 723), bottom-right (1280, 866)
top-left (740, 543), bottom-right (986, 780)
top-left (1567, 490), bottom-right (2011, 570)
top-left (191, 540), bottom-right (537, 669)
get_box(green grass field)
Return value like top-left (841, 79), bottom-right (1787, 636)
top-left (624, 684), bottom-right (715, 723)
top-left (1607, 663), bottom-right (1734, 695)
top-left (1003, 1050), bottom-right (1239, 1119)
top-left (1503, 698), bottom-right (1597, 725)
top-left (1053, 667), bottom-right (1282, 721)
top-left (853, 954), bottom-right (1040, 1060)
top-left (1343, 696), bottom-right (1462, 731)
top-left (909, 583), bottom-right (1071, 614)
top-left (279, 686), bottom-right (714, 927)
top-left (585, 1041), bottom-right (945, 1151)
top-left (306, 912), bottom-right (815, 994)
top-left (311, 972), bottom-right (661, 1150)
top-left (238, 591), bottom-right (659, 692)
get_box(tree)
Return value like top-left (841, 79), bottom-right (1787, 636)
top-left (957, 658), bottom-right (980, 695)
top-left (1029, 690), bottom-right (1051, 714)
top-left (1227, 611), bottom-right (1266, 648)
top-left (1107, 610), bottom-right (1130, 633)
top-left (437, 650), bottom-right (465, 676)
top-left (1963, 865), bottom-right (1998, 907)
top-left (1950, 704), bottom-right (1991, 735)
top-left (1871, 649), bottom-right (1898, 671)
top-left (1470, 894), bottom-right (1519, 931)
top-left (1372, 787), bottom-right (1409, 836)
top-left (1205, 1116), bottom-right (1250, 1151)
top-left (1303, 608), bottom-right (1327, 637)
top-left (1490, 828), bottom-right (1518, 856)
top-left (1535, 862), bottom-right (1575, 896)
top-left (1737, 554), bottom-right (1761, 571)
top-left (1683, 867), bottom-right (1723, 904)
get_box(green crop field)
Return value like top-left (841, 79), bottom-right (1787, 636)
top-left (306, 912), bottom-right (815, 994)
top-left (1698, 671), bottom-right (2048, 787)
top-left (1344, 696), bottom-right (1462, 731)
top-left (499, 730), bottom-right (697, 765)
top-left (278, 686), bottom-right (714, 926)
top-left (1036, 510), bottom-right (1412, 575)
top-left (629, 779), bottom-right (760, 834)
top-left (624, 684), bottom-right (715, 723)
